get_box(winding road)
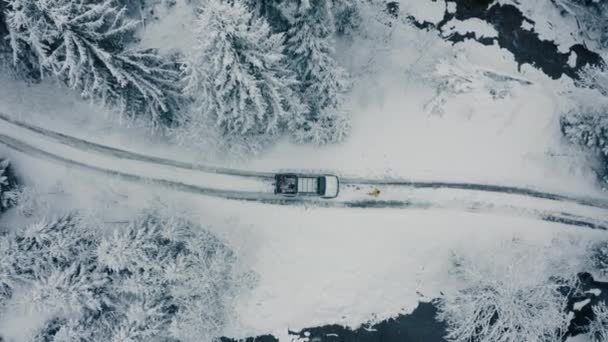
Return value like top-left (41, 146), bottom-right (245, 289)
top-left (0, 111), bottom-right (607, 230)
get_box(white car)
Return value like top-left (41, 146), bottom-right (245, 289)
top-left (274, 174), bottom-right (340, 199)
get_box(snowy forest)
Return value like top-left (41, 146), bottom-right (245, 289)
top-left (0, 175), bottom-right (246, 341)
top-left (0, 0), bottom-right (366, 152)
top-left (2, 0), bottom-right (608, 341)
top-left (0, 0), bottom-right (606, 173)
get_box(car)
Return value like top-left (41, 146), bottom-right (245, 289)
top-left (274, 173), bottom-right (339, 199)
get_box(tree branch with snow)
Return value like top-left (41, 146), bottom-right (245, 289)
top-left (436, 239), bottom-right (581, 342)
top-left (5, 0), bottom-right (183, 125)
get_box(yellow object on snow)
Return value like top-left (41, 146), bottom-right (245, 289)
top-left (367, 188), bottom-right (381, 198)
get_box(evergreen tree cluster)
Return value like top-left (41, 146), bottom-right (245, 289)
top-left (3, 0), bottom-right (182, 125)
top-left (0, 213), bottom-right (241, 341)
top-left (181, 0), bottom-right (357, 149)
top-left (0, 0), bottom-right (390, 152)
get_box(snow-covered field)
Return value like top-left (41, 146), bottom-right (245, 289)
top-left (1, 0), bottom-right (607, 341)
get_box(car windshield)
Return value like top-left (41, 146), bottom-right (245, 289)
top-left (317, 177), bottom-right (326, 195)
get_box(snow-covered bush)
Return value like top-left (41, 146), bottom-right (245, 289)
top-left (578, 63), bottom-right (608, 97)
top-left (436, 239), bottom-right (580, 342)
top-left (560, 64), bottom-right (608, 183)
top-left (588, 301), bottom-right (608, 342)
top-left (182, 0), bottom-right (304, 150)
top-left (5, 0), bottom-right (182, 125)
top-left (426, 53), bottom-right (533, 115)
top-left (590, 240), bottom-right (608, 278)
top-left (560, 105), bottom-right (608, 161)
top-left (285, 0), bottom-right (352, 144)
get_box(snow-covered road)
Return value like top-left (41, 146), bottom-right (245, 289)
top-left (0, 111), bottom-right (607, 230)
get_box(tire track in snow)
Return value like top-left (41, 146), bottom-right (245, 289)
top-left (0, 134), bottom-right (267, 201)
top-left (1, 111), bottom-right (606, 210)
top-left (340, 179), bottom-right (608, 210)
top-left (0, 133), bottom-right (607, 230)
top-left (0, 112), bottom-right (274, 179)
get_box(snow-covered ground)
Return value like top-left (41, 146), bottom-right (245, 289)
top-left (1, 0), bottom-right (607, 340)
top-left (2, 147), bottom-right (605, 340)
top-left (3, 114), bottom-right (607, 233)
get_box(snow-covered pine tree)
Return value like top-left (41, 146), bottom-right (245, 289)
top-left (0, 216), bottom-right (110, 341)
top-left (182, 0), bottom-right (303, 144)
top-left (97, 213), bottom-right (241, 342)
top-left (244, 0), bottom-right (295, 32)
top-left (285, 0), bottom-right (352, 144)
top-left (5, 0), bottom-right (182, 125)
top-left (1, 0), bottom-right (12, 69)
top-left (332, 0), bottom-right (362, 36)
top-left (245, 0), bottom-right (361, 35)
top-left (1, 209), bottom-right (245, 341)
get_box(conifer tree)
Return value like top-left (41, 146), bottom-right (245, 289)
top-left (5, 0), bottom-right (182, 125)
top-left (284, 0), bottom-right (352, 144)
top-left (182, 0), bottom-right (304, 142)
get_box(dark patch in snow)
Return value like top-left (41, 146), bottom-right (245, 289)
top-left (220, 335), bottom-right (278, 342)
top-left (542, 214), bottom-right (608, 230)
top-left (0, 0), bottom-right (9, 51)
top-left (222, 302), bottom-right (447, 342)
top-left (447, 31), bottom-right (496, 46)
top-left (386, 1), bottom-right (400, 18)
top-left (407, 0), bottom-right (604, 79)
top-left (0, 159), bottom-right (18, 213)
top-left (222, 275), bottom-right (608, 342)
top-left (567, 272), bottom-right (608, 338)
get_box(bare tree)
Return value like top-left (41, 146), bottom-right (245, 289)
top-left (436, 239), bottom-right (581, 342)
